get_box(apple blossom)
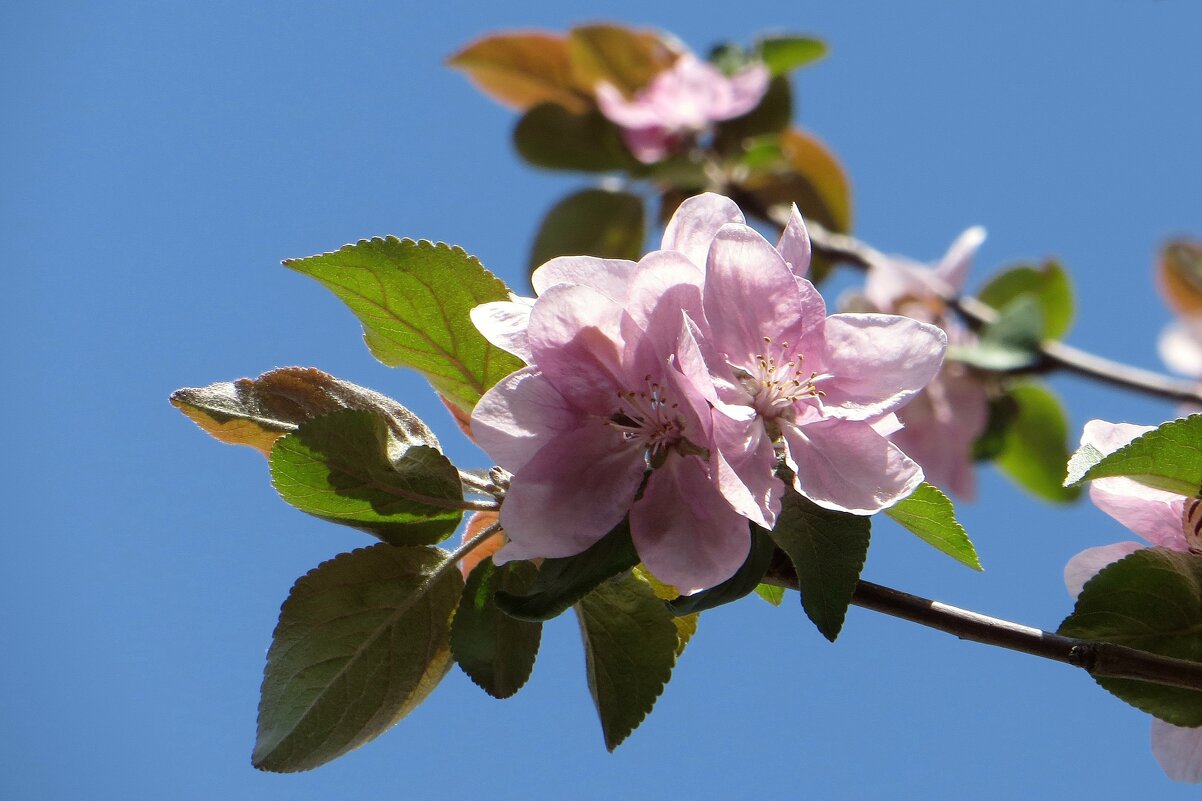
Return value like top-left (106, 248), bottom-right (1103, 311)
top-left (1064, 419), bottom-right (1202, 783)
top-left (843, 227), bottom-right (990, 498)
top-left (595, 52), bottom-right (769, 163)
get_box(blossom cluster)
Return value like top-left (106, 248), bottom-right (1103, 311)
top-left (469, 194), bottom-right (947, 593)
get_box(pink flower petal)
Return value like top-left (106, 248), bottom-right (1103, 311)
top-left (709, 413), bottom-right (782, 529)
top-left (470, 299), bottom-right (534, 363)
top-left (775, 204), bottom-right (811, 277)
top-left (1152, 718), bottom-right (1202, 783)
top-left (471, 367), bottom-right (582, 474)
top-left (814, 313), bottom-right (948, 420)
top-left (781, 418), bottom-right (924, 514)
top-left (1089, 481), bottom-right (1188, 550)
top-left (496, 422), bottom-right (647, 562)
top-left (1159, 319), bottom-right (1202, 377)
top-left (1063, 542), bottom-right (1145, 598)
top-left (661, 192), bottom-right (745, 268)
top-left (721, 63), bottom-right (771, 118)
top-left (594, 81), bottom-right (660, 128)
top-left (630, 454), bottom-right (753, 594)
top-left (1080, 419), bottom-right (1157, 453)
top-left (531, 255), bottom-right (637, 303)
top-left (934, 226), bottom-right (986, 293)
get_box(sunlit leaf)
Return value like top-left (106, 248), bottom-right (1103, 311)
top-left (884, 483), bottom-right (982, 570)
top-left (1059, 548), bottom-right (1202, 726)
top-left (755, 36), bottom-right (828, 76)
top-left (566, 24), bottom-right (671, 96)
top-left (754, 583), bottom-right (786, 606)
top-left (576, 572), bottom-right (679, 750)
top-left (977, 260), bottom-right (1074, 340)
top-left (993, 383), bottom-right (1081, 503)
top-left (448, 32), bottom-right (590, 113)
top-left (451, 558), bottom-right (541, 699)
top-left (667, 528), bottom-right (774, 615)
top-left (495, 521), bottom-right (639, 621)
top-left (171, 367), bottom-right (439, 456)
top-left (1064, 414), bottom-right (1202, 496)
top-left (767, 490), bottom-right (871, 641)
top-left (1158, 239), bottom-right (1202, 316)
top-left (254, 544), bottom-right (462, 772)
top-left (950, 295), bottom-right (1043, 371)
top-left (270, 410), bottom-right (463, 545)
top-left (513, 103), bottom-right (637, 172)
top-left (529, 188), bottom-right (645, 274)
top-left (632, 566), bottom-right (697, 656)
top-left (284, 238), bottom-right (524, 413)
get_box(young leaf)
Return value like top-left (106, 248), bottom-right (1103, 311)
top-left (1058, 548), bottom-right (1202, 727)
top-left (566, 24), bottom-right (669, 97)
top-left (1064, 414), bottom-right (1202, 496)
top-left (528, 188), bottom-right (645, 273)
top-left (884, 483), bottom-right (982, 570)
top-left (632, 566), bottom-right (698, 656)
top-left (171, 367), bottom-right (439, 456)
top-left (977, 260), bottom-right (1074, 341)
top-left (448, 32), bottom-right (589, 113)
top-left (1158, 239), bottom-right (1202, 316)
top-left (994, 383), bottom-right (1082, 502)
top-left (575, 572), bottom-right (680, 750)
top-left (284, 238), bottom-right (524, 414)
top-left (754, 583), bottom-right (786, 606)
top-left (767, 490), bottom-right (871, 641)
top-left (254, 544), bottom-right (463, 772)
top-left (755, 36), bottom-right (828, 76)
top-left (513, 103), bottom-right (637, 172)
top-left (495, 520), bottom-right (639, 621)
top-left (451, 558), bottom-right (542, 699)
top-left (270, 410), bottom-right (463, 545)
top-left (667, 528), bottom-right (775, 615)
top-left (950, 295), bottom-right (1043, 371)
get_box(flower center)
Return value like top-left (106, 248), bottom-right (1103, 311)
top-left (738, 336), bottom-right (827, 419)
top-left (1181, 496), bottom-right (1202, 555)
top-left (607, 374), bottom-right (688, 464)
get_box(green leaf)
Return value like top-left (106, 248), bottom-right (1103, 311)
top-left (754, 583), bottom-right (786, 606)
top-left (171, 367), bottom-right (439, 457)
top-left (767, 490), bottom-right (871, 641)
top-left (755, 36), bottom-right (828, 75)
top-left (884, 483), bottom-right (982, 570)
top-left (284, 237), bottom-right (524, 414)
top-left (632, 566), bottom-right (698, 656)
top-left (977, 260), bottom-right (1074, 341)
top-left (994, 383), bottom-right (1082, 503)
top-left (448, 32), bottom-right (590, 113)
top-left (451, 558), bottom-right (542, 699)
top-left (495, 521), bottom-right (639, 621)
top-left (667, 528), bottom-right (775, 615)
top-left (254, 544), bottom-right (462, 772)
top-left (1064, 414), bottom-right (1202, 496)
top-left (513, 103), bottom-right (638, 172)
top-left (950, 295), bottom-right (1044, 371)
top-left (575, 572), bottom-right (679, 750)
top-left (713, 75), bottom-right (792, 152)
top-left (529, 188), bottom-right (645, 273)
top-left (270, 410), bottom-right (463, 545)
top-left (1058, 548), bottom-right (1202, 726)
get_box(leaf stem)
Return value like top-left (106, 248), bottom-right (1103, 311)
top-left (738, 197), bottom-right (1202, 406)
top-left (436, 521), bottom-right (503, 578)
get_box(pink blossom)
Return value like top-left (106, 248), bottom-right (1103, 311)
top-left (1160, 317), bottom-right (1202, 379)
top-left (676, 196), bottom-right (948, 514)
top-left (595, 53), bottom-right (769, 163)
top-left (471, 251), bottom-right (764, 594)
top-left (845, 228), bottom-right (990, 498)
top-left (1063, 419), bottom-right (1202, 783)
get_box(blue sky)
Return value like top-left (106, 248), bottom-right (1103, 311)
top-left (4, 2), bottom-right (1202, 799)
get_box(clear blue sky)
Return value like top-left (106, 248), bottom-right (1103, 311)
top-left (5, 2), bottom-right (1202, 799)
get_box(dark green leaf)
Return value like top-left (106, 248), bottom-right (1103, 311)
top-left (529, 189), bottom-right (645, 274)
top-left (270, 410), bottom-right (463, 545)
top-left (756, 36), bottom-right (828, 75)
top-left (667, 528), bottom-right (774, 615)
top-left (950, 295), bottom-right (1044, 371)
top-left (767, 490), bottom-right (871, 641)
top-left (713, 75), bottom-right (792, 152)
top-left (754, 583), bottom-right (786, 606)
top-left (451, 558), bottom-right (541, 699)
top-left (884, 483), bottom-right (982, 570)
top-left (971, 393), bottom-right (1018, 461)
top-left (977, 260), bottom-right (1074, 341)
top-left (514, 103), bottom-right (637, 172)
top-left (1064, 414), bottom-right (1202, 496)
top-left (994, 383), bottom-right (1082, 503)
top-left (495, 521), bottom-right (639, 621)
top-left (575, 572), bottom-right (679, 750)
top-left (1059, 548), bottom-right (1202, 726)
top-left (254, 544), bottom-right (462, 772)
top-left (171, 367), bottom-right (439, 457)
top-left (284, 238), bottom-right (524, 414)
